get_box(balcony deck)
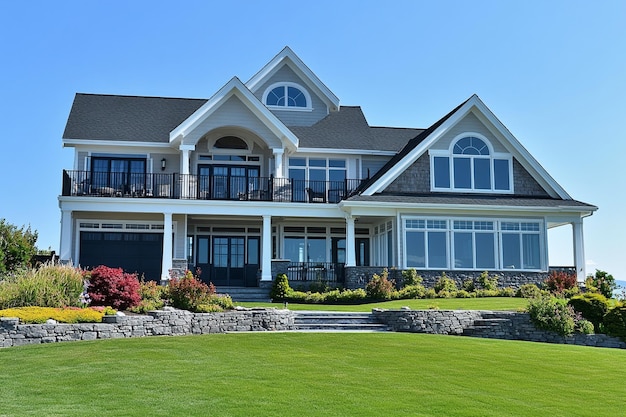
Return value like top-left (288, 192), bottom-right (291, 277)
top-left (62, 170), bottom-right (362, 204)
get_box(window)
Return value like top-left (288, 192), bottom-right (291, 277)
top-left (91, 156), bottom-right (146, 192)
top-left (431, 134), bottom-right (512, 193)
top-left (500, 222), bottom-right (542, 270)
top-left (403, 217), bottom-right (544, 271)
top-left (287, 157), bottom-right (347, 202)
top-left (263, 82), bottom-right (311, 110)
top-left (405, 219), bottom-right (448, 269)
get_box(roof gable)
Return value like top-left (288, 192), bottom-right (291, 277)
top-left (246, 46), bottom-right (340, 112)
top-left (361, 95), bottom-right (572, 200)
top-left (169, 77), bottom-right (299, 151)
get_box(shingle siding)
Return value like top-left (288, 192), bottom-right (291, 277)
top-left (513, 158), bottom-right (550, 197)
top-left (383, 154), bottom-right (431, 193)
top-left (252, 64), bottom-right (329, 126)
top-left (361, 155), bottom-right (392, 179)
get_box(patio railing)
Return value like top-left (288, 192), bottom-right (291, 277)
top-left (62, 171), bottom-right (363, 204)
top-left (286, 262), bottom-right (346, 285)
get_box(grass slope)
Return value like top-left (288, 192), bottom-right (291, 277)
top-left (237, 297), bottom-right (528, 311)
top-left (0, 333), bottom-right (624, 416)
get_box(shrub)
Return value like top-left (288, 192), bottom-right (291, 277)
top-left (604, 305), bottom-right (626, 339)
top-left (498, 287), bottom-right (516, 297)
top-left (517, 284), bottom-right (542, 298)
top-left (401, 269), bottom-right (423, 287)
top-left (0, 306), bottom-right (114, 323)
top-left (397, 284), bottom-right (426, 300)
top-left (129, 280), bottom-right (166, 313)
top-left (167, 270), bottom-right (223, 312)
top-left (433, 273), bottom-right (457, 293)
top-left (455, 290), bottom-right (474, 298)
top-left (545, 270), bottom-right (578, 295)
top-left (365, 269), bottom-right (395, 300)
top-left (576, 319), bottom-right (595, 335)
top-left (0, 219), bottom-right (38, 274)
top-left (0, 263), bottom-right (85, 309)
top-left (424, 288), bottom-right (437, 299)
top-left (585, 270), bottom-right (617, 299)
top-left (86, 265), bottom-right (141, 310)
top-left (568, 293), bottom-right (610, 331)
top-left (270, 274), bottom-right (291, 301)
top-left (478, 271), bottom-right (498, 291)
top-left (462, 279), bottom-right (475, 292)
top-left (308, 279), bottom-right (330, 294)
top-left (527, 296), bottom-right (576, 336)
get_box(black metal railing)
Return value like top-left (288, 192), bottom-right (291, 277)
top-left (286, 262), bottom-right (345, 284)
top-left (62, 170), bottom-right (362, 204)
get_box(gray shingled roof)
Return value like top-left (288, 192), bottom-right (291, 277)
top-left (63, 93), bottom-right (207, 142)
top-left (345, 194), bottom-right (597, 210)
top-left (63, 95), bottom-right (421, 151)
top-left (289, 106), bottom-right (422, 151)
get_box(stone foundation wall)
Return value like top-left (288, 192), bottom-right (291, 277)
top-left (344, 267), bottom-right (547, 290)
top-left (0, 308), bottom-right (294, 349)
top-left (372, 309), bottom-right (626, 349)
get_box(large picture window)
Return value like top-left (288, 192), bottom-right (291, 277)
top-left (431, 134), bottom-right (512, 193)
top-left (403, 217), bottom-right (544, 271)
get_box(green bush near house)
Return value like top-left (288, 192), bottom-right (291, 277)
top-left (365, 269), bottom-right (395, 300)
top-left (568, 293), bottom-right (610, 332)
top-left (270, 273), bottom-right (291, 301)
top-left (433, 273), bottom-right (457, 294)
top-left (527, 296), bottom-right (577, 336)
top-left (0, 263), bottom-right (84, 309)
top-left (168, 270), bottom-right (233, 312)
top-left (603, 304), bottom-right (626, 340)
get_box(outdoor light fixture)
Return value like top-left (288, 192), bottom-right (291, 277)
top-left (161, 158), bottom-right (166, 171)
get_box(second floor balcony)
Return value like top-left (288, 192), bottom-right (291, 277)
top-left (62, 170), bottom-right (363, 204)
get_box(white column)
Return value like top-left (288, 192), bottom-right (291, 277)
top-left (572, 219), bottom-right (586, 282)
top-left (161, 212), bottom-right (173, 282)
top-left (345, 215), bottom-right (356, 267)
top-left (179, 144), bottom-right (195, 176)
top-left (261, 215), bottom-right (273, 281)
top-left (59, 209), bottom-right (73, 262)
top-left (273, 149), bottom-right (284, 178)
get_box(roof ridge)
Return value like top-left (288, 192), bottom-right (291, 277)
top-left (75, 92), bottom-right (208, 101)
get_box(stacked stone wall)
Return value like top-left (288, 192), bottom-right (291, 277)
top-left (0, 308), bottom-right (294, 348)
top-left (372, 309), bottom-right (626, 349)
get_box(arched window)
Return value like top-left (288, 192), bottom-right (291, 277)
top-left (214, 136), bottom-right (248, 150)
top-left (431, 134), bottom-right (512, 192)
top-left (263, 82), bottom-right (311, 109)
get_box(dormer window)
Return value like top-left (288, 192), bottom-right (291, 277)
top-left (430, 134), bottom-right (513, 193)
top-left (263, 82), bottom-right (312, 110)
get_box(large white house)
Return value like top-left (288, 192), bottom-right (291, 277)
top-left (58, 47), bottom-right (596, 289)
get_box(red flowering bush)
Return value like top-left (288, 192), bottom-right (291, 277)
top-left (86, 265), bottom-right (141, 310)
top-left (167, 270), bottom-right (231, 312)
top-left (545, 270), bottom-right (578, 295)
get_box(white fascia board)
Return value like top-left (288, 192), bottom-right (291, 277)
top-left (58, 197), bottom-right (347, 218)
top-left (339, 200), bottom-right (597, 217)
top-left (470, 98), bottom-right (571, 199)
top-left (296, 147), bottom-right (397, 156)
top-left (364, 97), bottom-right (478, 195)
top-left (169, 77), bottom-right (298, 151)
top-left (63, 139), bottom-right (173, 149)
top-left (246, 47), bottom-right (340, 110)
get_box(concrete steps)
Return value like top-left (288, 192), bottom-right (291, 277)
top-left (293, 311), bottom-right (390, 332)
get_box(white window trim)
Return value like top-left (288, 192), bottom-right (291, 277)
top-left (429, 132), bottom-right (514, 194)
top-left (262, 81), bottom-right (313, 111)
top-left (401, 216), bottom-right (546, 272)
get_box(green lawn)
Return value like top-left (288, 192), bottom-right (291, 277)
top-left (1, 333), bottom-right (624, 416)
top-left (237, 297), bottom-right (528, 311)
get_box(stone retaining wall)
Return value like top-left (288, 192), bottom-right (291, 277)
top-left (372, 309), bottom-right (626, 349)
top-left (0, 308), bottom-right (295, 348)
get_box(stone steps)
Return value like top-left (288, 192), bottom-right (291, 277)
top-left (217, 287), bottom-right (271, 302)
top-left (293, 311), bottom-right (390, 332)
top-left (462, 313), bottom-right (514, 338)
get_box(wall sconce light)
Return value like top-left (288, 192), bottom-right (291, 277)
top-left (161, 158), bottom-right (166, 171)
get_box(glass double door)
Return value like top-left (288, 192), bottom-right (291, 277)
top-left (196, 236), bottom-right (260, 287)
top-left (198, 165), bottom-right (259, 200)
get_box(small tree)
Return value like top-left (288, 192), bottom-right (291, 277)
top-left (585, 270), bottom-right (617, 299)
top-left (270, 274), bottom-right (291, 301)
top-left (0, 219), bottom-right (38, 274)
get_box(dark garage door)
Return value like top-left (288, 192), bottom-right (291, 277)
top-left (80, 232), bottom-right (163, 281)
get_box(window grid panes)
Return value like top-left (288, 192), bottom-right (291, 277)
top-left (404, 218), bottom-right (542, 271)
top-left (266, 84), bottom-right (308, 108)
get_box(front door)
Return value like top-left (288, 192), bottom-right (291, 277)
top-left (212, 236), bottom-right (245, 286)
top-left (356, 238), bottom-right (370, 266)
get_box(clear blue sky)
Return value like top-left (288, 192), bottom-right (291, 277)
top-left (0, 1), bottom-right (624, 279)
